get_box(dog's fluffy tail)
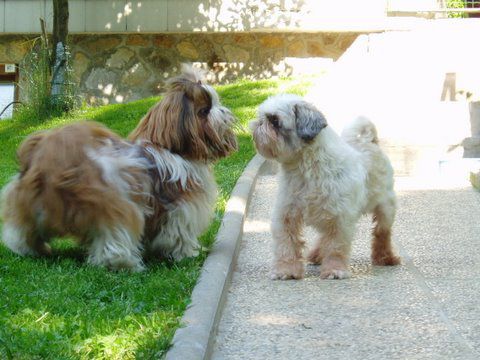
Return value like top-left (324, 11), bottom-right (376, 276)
top-left (341, 116), bottom-right (379, 146)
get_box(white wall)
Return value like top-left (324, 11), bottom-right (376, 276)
top-left (0, 0), bottom-right (395, 33)
top-left (0, 0), bottom-right (449, 34)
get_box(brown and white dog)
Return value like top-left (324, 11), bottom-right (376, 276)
top-left (250, 94), bottom-right (400, 280)
top-left (0, 65), bottom-right (237, 271)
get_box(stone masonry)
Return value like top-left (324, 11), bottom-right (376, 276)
top-left (0, 32), bottom-right (360, 105)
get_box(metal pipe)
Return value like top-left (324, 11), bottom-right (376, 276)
top-left (0, 101), bottom-right (22, 118)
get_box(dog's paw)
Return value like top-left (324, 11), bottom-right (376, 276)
top-left (372, 254), bottom-right (401, 266)
top-left (271, 260), bottom-right (305, 280)
top-left (172, 247), bottom-right (199, 261)
top-left (320, 268), bottom-right (351, 280)
top-left (320, 257), bottom-right (350, 280)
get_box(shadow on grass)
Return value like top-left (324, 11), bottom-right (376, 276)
top-left (0, 239), bottom-right (202, 359)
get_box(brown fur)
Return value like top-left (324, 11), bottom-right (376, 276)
top-left (140, 147), bottom-right (202, 241)
top-left (371, 206), bottom-right (401, 266)
top-left (271, 205), bottom-right (305, 280)
top-left (5, 122), bottom-right (147, 250)
top-left (1, 65), bottom-right (238, 270)
top-left (129, 77), bottom-right (236, 161)
top-left (308, 219), bottom-right (352, 279)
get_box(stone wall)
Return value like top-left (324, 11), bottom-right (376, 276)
top-left (0, 32), bottom-right (361, 105)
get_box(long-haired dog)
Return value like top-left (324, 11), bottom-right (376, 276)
top-left (250, 94), bottom-right (400, 280)
top-left (1, 65), bottom-right (237, 271)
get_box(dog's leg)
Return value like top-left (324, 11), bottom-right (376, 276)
top-left (307, 234), bottom-right (328, 265)
top-left (317, 219), bottom-right (353, 280)
top-left (87, 226), bottom-right (145, 271)
top-left (149, 199), bottom-right (211, 261)
top-left (149, 220), bottom-right (200, 261)
top-left (271, 205), bottom-right (305, 280)
top-left (1, 179), bottom-right (52, 257)
top-left (2, 222), bottom-right (52, 257)
top-left (371, 202), bottom-right (401, 266)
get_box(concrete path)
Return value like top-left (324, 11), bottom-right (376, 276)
top-left (211, 163), bottom-right (480, 359)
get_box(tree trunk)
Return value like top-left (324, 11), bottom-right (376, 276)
top-left (52, 0), bottom-right (69, 66)
top-left (51, 0), bottom-right (69, 103)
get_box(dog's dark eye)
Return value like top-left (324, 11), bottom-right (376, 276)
top-left (267, 115), bottom-right (280, 129)
top-left (198, 107), bottom-right (210, 118)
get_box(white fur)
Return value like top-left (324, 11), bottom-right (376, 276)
top-left (87, 226), bottom-right (145, 272)
top-left (149, 162), bottom-right (217, 259)
top-left (86, 142), bottom-right (151, 195)
top-left (143, 146), bottom-right (203, 190)
top-left (0, 177), bottom-right (34, 256)
top-left (251, 94), bottom-right (400, 280)
top-left (87, 143), bottom-right (219, 264)
top-left (1, 222), bottom-right (35, 256)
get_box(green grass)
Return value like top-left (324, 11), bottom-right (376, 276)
top-left (0, 76), bottom-right (313, 359)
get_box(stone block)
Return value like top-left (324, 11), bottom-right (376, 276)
top-left (126, 34), bottom-right (150, 47)
top-left (306, 41), bottom-right (328, 57)
top-left (177, 41), bottom-right (200, 60)
top-left (81, 36), bottom-right (122, 54)
top-left (72, 52), bottom-right (90, 81)
top-left (7, 40), bottom-right (30, 63)
top-left (259, 34), bottom-right (284, 49)
top-left (153, 35), bottom-right (176, 49)
top-left (145, 52), bottom-right (172, 71)
top-left (223, 45), bottom-right (250, 63)
top-left (233, 34), bottom-right (257, 46)
top-left (106, 48), bottom-right (135, 69)
top-left (85, 68), bottom-right (117, 91)
top-left (470, 171), bottom-right (480, 190)
top-left (462, 137), bottom-right (480, 158)
top-left (122, 63), bottom-right (151, 87)
top-left (469, 101), bottom-right (480, 137)
top-left (0, 43), bottom-right (7, 62)
top-left (286, 40), bottom-right (305, 57)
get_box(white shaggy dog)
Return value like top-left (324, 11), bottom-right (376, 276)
top-left (250, 94), bottom-right (400, 280)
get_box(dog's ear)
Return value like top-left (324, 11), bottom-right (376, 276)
top-left (248, 119), bottom-right (260, 133)
top-left (294, 102), bottom-right (327, 142)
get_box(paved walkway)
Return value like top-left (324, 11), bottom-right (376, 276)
top-left (211, 163), bottom-right (480, 359)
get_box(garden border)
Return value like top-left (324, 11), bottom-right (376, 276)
top-left (165, 154), bottom-right (266, 360)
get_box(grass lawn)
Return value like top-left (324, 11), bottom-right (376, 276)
top-left (0, 76), bottom-right (311, 359)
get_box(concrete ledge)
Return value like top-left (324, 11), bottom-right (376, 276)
top-left (471, 171), bottom-right (480, 190)
top-left (439, 158), bottom-right (480, 176)
top-left (165, 154), bottom-right (266, 360)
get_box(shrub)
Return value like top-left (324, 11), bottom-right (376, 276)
top-left (15, 37), bottom-right (78, 122)
top-left (447, 0), bottom-right (467, 18)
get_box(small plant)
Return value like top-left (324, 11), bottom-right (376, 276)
top-left (447, 0), bottom-right (467, 18)
top-left (15, 36), bottom-right (77, 122)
